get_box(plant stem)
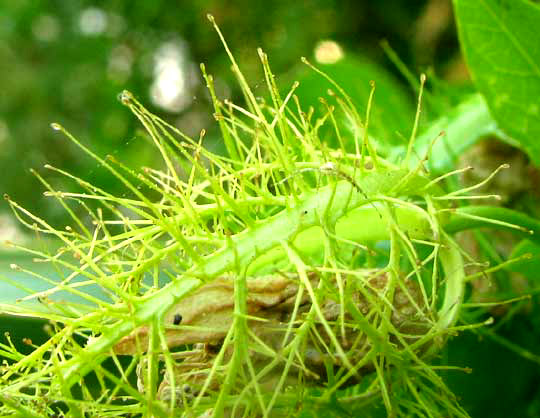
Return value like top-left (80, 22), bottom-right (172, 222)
top-left (445, 206), bottom-right (540, 242)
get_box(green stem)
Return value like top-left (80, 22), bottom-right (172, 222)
top-left (445, 206), bottom-right (540, 243)
top-left (436, 234), bottom-right (465, 331)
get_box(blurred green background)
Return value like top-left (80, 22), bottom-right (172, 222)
top-left (0, 0), bottom-right (463, 229)
top-left (3, 1), bottom-right (540, 417)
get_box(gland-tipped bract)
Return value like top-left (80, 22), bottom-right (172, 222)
top-left (0, 24), bottom-right (475, 418)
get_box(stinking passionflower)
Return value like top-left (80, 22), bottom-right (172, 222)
top-left (3, 16), bottom-right (518, 418)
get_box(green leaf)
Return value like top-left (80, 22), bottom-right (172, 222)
top-left (508, 239), bottom-right (540, 277)
top-left (443, 325), bottom-right (539, 417)
top-left (454, 0), bottom-right (540, 165)
top-left (0, 250), bottom-right (114, 309)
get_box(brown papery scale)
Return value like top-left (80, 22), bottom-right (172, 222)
top-left (117, 270), bottom-right (429, 404)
